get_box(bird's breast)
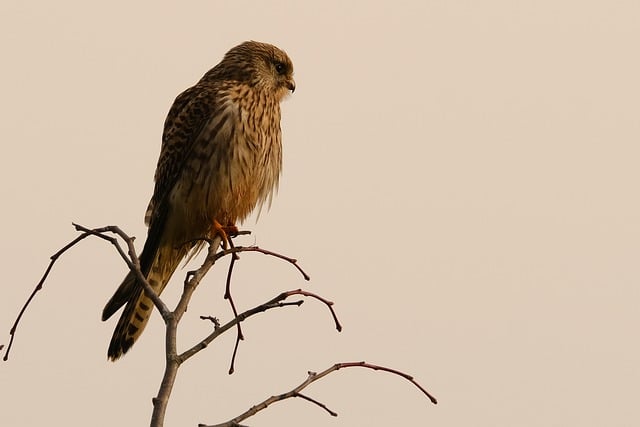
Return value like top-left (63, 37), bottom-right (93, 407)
top-left (171, 93), bottom-right (282, 237)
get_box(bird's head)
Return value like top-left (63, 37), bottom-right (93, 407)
top-left (218, 41), bottom-right (295, 100)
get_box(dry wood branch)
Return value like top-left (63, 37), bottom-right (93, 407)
top-left (151, 234), bottom-right (321, 427)
top-left (199, 361), bottom-right (437, 427)
top-left (206, 240), bottom-right (317, 373)
top-left (223, 239), bottom-right (243, 374)
top-left (5, 222), bottom-right (435, 427)
top-left (73, 224), bottom-right (171, 318)
top-left (180, 289), bottom-right (339, 363)
top-left (3, 223), bottom-right (162, 360)
top-left (4, 231), bottom-right (91, 360)
top-left (215, 244), bottom-right (311, 281)
top-left (151, 234), bottom-right (223, 427)
top-left (181, 237), bottom-right (310, 282)
top-left (4, 223), bottom-right (332, 427)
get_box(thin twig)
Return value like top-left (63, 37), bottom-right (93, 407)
top-left (284, 289), bottom-right (342, 332)
top-left (201, 240), bottom-right (315, 373)
top-left (335, 361), bottom-right (438, 404)
top-left (296, 393), bottom-right (338, 417)
top-left (224, 239), bottom-right (243, 374)
top-left (4, 232), bottom-right (90, 360)
top-left (180, 289), bottom-right (336, 363)
top-left (199, 361), bottom-right (437, 427)
top-left (181, 294), bottom-right (303, 362)
top-left (199, 316), bottom-right (221, 329)
top-left (72, 224), bottom-right (134, 269)
top-left (214, 245), bottom-right (311, 281)
top-left (4, 223), bottom-right (145, 361)
top-left (73, 224), bottom-right (171, 318)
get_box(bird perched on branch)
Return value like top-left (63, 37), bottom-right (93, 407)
top-left (102, 41), bottom-right (295, 360)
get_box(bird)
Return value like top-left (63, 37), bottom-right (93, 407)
top-left (102, 41), bottom-right (295, 360)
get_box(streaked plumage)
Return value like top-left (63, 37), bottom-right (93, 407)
top-left (102, 41), bottom-right (295, 360)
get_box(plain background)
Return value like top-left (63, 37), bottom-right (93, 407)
top-left (1, 1), bottom-right (639, 426)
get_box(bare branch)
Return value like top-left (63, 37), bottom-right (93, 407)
top-left (4, 230), bottom-right (98, 360)
top-left (180, 291), bottom-right (314, 363)
top-left (3, 223), bottom-right (176, 361)
top-left (223, 239), bottom-right (243, 374)
top-left (199, 316), bottom-right (221, 329)
top-left (283, 289), bottom-right (342, 332)
top-left (199, 361), bottom-right (437, 427)
top-left (151, 235), bottom-right (223, 427)
top-left (333, 361), bottom-right (438, 404)
top-left (72, 224), bottom-right (171, 318)
top-left (296, 393), bottom-right (338, 417)
top-left (72, 224), bottom-right (134, 269)
top-left (4, 222), bottom-right (329, 425)
top-left (151, 236), bottom-right (323, 427)
top-left (4, 224), bottom-right (139, 361)
top-left (7, 222), bottom-right (435, 427)
top-left (213, 241), bottom-right (318, 373)
top-left (214, 244), bottom-right (311, 281)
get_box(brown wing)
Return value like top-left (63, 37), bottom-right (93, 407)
top-left (103, 84), bottom-right (219, 321)
top-left (140, 85), bottom-right (225, 267)
top-left (146, 85), bottom-right (207, 227)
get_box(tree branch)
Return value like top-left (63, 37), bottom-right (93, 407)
top-left (219, 239), bottom-right (317, 374)
top-left (223, 240), bottom-right (243, 374)
top-left (4, 223), bottom-right (150, 361)
top-left (5, 223), bottom-right (436, 427)
top-left (150, 237), bottom-right (323, 427)
top-left (151, 235), bottom-right (223, 427)
top-left (180, 289), bottom-right (337, 363)
top-left (199, 361), bottom-right (437, 427)
top-left (72, 224), bottom-right (172, 318)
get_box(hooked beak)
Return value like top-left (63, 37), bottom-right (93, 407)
top-left (286, 78), bottom-right (296, 93)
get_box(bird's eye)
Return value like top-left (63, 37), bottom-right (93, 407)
top-left (274, 62), bottom-right (286, 75)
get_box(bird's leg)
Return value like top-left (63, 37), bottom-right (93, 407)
top-left (212, 219), bottom-right (239, 249)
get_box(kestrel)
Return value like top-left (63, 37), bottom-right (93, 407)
top-left (102, 41), bottom-right (295, 360)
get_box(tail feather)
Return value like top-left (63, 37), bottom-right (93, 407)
top-left (102, 270), bottom-right (137, 322)
top-left (104, 243), bottom-right (187, 360)
top-left (102, 231), bottom-right (160, 322)
top-left (107, 282), bottom-right (147, 360)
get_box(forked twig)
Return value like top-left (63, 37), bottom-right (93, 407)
top-left (199, 361), bottom-right (437, 427)
top-left (72, 224), bottom-right (171, 318)
top-left (3, 224), bottom-right (141, 361)
top-left (181, 289), bottom-right (339, 363)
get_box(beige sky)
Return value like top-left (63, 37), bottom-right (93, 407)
top-left (2, 1), bottom-right (639, 426)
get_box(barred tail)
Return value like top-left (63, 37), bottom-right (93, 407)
top-left (103, 243), bottom-right (186, 361)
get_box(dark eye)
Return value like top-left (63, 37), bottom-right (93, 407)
top-left (274, 62), bottom-right (286, 75)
